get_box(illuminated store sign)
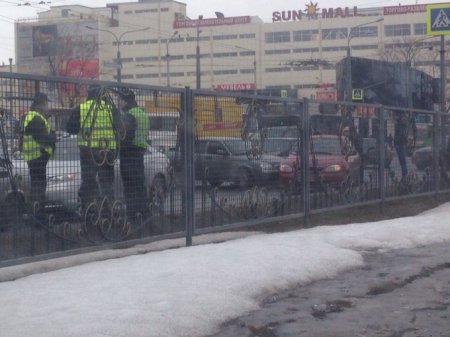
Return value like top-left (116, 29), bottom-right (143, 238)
top-left (272, 2), bottom-right (360, 22)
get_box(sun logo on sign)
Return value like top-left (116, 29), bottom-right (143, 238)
top-left (304, 1), bottom-right (319, 20)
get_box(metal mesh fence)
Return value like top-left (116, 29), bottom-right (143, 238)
top-left (0, 72), bottom-right (449, 264)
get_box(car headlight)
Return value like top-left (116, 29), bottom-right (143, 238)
top-left (48, 172), bottom-right (77, 185)
top-left (259, 161), bottom-right (273, 173)
top-left (279, 163), bottom-right (294, 173)
top-left (323, 164), bottom-right (342, 173)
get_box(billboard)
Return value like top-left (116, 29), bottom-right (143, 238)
top-left (17, 21), bottom-right (99, 79)
top-left (336, 57), bottom-right (436, 110)
top-left (32, 25), bottom-right (58, 57)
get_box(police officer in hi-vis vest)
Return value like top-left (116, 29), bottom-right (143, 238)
top-left (66, 85), bottom-right (118, 209)
top-left (21, 93), bottom-right (56, 206)
top-left (117, 88), bottom-right (150, 222)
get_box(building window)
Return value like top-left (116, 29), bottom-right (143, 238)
top-left (120, 74), bottom-right (134, 79)
top-left (265, 49), bottom-right (291, 55)
top-left (213, 52), bottom-right (238, 58)
top-left (265, 67), bottom-right (291, 72)
top-left (322, 46), bottom-right (348, 52)
top-left (293, 29), bottom-right (319, 41)
top-left (240, 68), bottom-right (255, 74)
top-left (213, 34), bottom-right (238, 40)
top-left (136, 73), bottom-right (159, 78)
top-left (292, 47), bottom-right (319, 53)
top-left (135, 9), bottom-right (157, 13)
top-left (124, 10), bottom-right (132, 14)
top-left (265, 31), bottom-right (290, 43)
top-left (120, 57), bottom-right (134, 63)
top-left (186, 36), bottom-right (210, 42)
top-left (414, 23), bottom-right (426, 35)
top-left (213, 69), bottom-right (238, 75)
top-left (136, 39), bottom-right (151, 45)
top-left (113, 41), bottom-right (133, 46)
top-left (322, 28), bottom-right (347, 40)
top-left (292, 65), bottom-right (319, 71)
top-left (239, 51), bottom-right (255, 56)
top-left (385, 24), bottom-right (411, 37)
top-left (170, 55), bottom-right (184, 60)
top-left (136, 56), bottom-right (159, 62)
top-left (350, 26), bottom-right (378, 38)
top-left (352, 44), bottom-right (378, 50)
top-left (240, 33), bottom-right (256, 39)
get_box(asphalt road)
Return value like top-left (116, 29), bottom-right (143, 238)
top-left (209, 242), bottom-right (450, 337)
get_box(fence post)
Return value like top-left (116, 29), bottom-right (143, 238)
top-left (182, 87), bottom-right (195, 246)
top-left (302, 98), bottom-right (310, 227)
top-left (433, 110), bottom-right (440, 198)
top-left (378, 106), bottom-right (386, 213)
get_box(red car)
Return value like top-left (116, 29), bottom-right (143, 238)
top-left (279, 134), bottom-right (361, 190)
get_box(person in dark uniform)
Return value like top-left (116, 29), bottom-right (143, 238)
top-left (393, 110), bottom-right (408, 180)
top-left (117, 88), bottom-right (149, 222)
top-left (66, 85), bottom-right (118, 209)
top-left (21, 93), bottom-right (56, 206)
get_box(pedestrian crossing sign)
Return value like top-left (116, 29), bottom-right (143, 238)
top-left (352, 88), bottom-right (364, 101)
top-left (427, 3), bottom-right (450, 35)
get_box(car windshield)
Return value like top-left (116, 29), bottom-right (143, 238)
top-left (264, 138), bottom-right (298, 156)
top-left (53, 137), bottom-right (80, 161)
top-left (265, 126), bottom-right (299, 138)
top-left (223, 139), bottom-right (248, 155)
top-left (311, 137), bottom-right (342, 155)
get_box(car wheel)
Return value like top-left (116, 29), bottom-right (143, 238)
top-left (236, 168), bottom-right (253, 190)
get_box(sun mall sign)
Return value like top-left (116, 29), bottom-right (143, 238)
top-left (272, 1), bottom-right (360, 22)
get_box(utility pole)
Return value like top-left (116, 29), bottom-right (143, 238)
top-left (165, 31), bottom-right (178, 87)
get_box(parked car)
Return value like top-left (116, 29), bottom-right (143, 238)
top-left (0, 136), bottom-right (171, 219)
top-left (362, 137), bottom-right (394, 168)
top-left (169, 137), bottom-right (283, 189)
top-left (279, 134), bottom-right (361, 190)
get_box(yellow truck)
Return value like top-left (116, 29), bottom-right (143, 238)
top-left (145, 94), bottom-right (244, 141)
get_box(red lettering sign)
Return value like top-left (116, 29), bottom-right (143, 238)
top-left (316, 90), bottom-right (336, 101)
top-left (383, 5), bottom-right (425, 15)
top-left (174, 16), bottom-right (250, 29)
top-left (215, 83), bottom-right (256, 91)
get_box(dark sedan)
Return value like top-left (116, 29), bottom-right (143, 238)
top-left (170, 137), bottom-right (283, 189)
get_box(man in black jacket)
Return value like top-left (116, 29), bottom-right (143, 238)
top-left (117, 88), bottom-right (150, 222)
top-left (21, 93), bottom-right (56, 206)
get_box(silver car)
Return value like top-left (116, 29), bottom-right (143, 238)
top-left (0, 136), bottom-right (171, 217)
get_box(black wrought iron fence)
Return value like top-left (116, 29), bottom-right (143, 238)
top-left (0, 71), bottom-right (449, 265)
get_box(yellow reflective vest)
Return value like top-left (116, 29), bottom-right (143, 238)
top-left (78, 99), bottom-right (117, 149)
top-left (22, 110), bottom-right (53, 161)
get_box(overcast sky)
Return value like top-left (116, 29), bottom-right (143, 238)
top-left (1, 0), bottom-right (450, 66)
top-left (1, 202), bottom-right (450, 337)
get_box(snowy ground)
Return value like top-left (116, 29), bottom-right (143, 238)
top-left (1, 203), bottom-right (450, 337)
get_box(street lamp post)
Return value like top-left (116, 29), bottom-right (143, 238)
top-left (165, 31), bottom-right (178, 87)
top-left (345, 18), bottom-right (384, 102)
top-left (196, 16), bottom-right (202, 89)
top-left (86, 25), bottom-right (150, 83)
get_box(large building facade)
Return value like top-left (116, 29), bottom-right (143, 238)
top-left (14, 0), bottom-right (446, 100)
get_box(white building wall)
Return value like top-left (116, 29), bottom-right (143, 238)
top-left (15, 1), bottom-right (446, 101)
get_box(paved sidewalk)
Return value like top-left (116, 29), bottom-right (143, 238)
top-left (210, 243), bottom-right (450, 337)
